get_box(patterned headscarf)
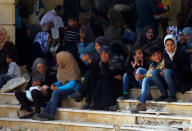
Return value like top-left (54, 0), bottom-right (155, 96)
top-left (31, 58), bottom-right (47, 82)
top-left (33, 32), bottom-right (50, 54)
top-left (167, 26), bottom-right (182, 43)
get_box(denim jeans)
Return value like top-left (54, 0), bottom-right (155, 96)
top-left (152, 69), bottom-right (177, 98)
top-left (140, 77), bottom-right (154, 103)
top-left (123, 67), bottom-right (147, 94)
top-left (0, 75), bottom-right (11, 89)
top-left (43, 89), bottom-right (75, 117)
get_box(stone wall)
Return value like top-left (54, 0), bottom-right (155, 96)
top-left (0, 0), bottom-right (15, 43)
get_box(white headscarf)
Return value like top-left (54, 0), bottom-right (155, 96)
top-left (164, 34), bottom-right (177, 61)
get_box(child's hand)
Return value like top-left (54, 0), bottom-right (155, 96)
top-left (51, 84), bottom-right (58, 91)
top-left (160, 69), bottom-right (165, 76)
top-left (32, 81), bottom-right (41, 86)
top-left (114, 75), bottom-right (122, 80)
top-left (133, 56), bottom-right (140, 67)
top-left (135, 74), bottom-right (145, 81)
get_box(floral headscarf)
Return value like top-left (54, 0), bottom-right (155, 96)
top-left (167, 26), bottom-right (182, 43)
top-left (33, 32), bottom-right (50, 54)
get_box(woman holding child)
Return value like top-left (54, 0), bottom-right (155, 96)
top-left (15, 58), bottom-right (56, 119)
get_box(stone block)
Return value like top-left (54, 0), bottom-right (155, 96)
top-left (0, 0), bottom-right (15, 25)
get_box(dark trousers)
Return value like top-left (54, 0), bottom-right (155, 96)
top-left (79, 70), bottom-right (98, 104)
top-left (15, 90), bottom-right (47, 114)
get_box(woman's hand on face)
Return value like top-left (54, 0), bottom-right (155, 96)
top-left (51, 85), bottom-right (58, 91)
top-left (135, 74), bottom-right (145, 81)
top-left (81, 54), bottom-right (91, 63)
top-left (114, 75), bottom-right (122, 80)
top-left (32, 81), bottom-right (41, 86)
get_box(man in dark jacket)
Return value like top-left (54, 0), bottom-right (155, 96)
top-left (135, 0), bottom-right (168, 36)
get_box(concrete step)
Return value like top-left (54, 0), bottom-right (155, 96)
top-left (118, 99), bottom-right (192, 116)
top-left (1, 92), bottom-right (192, 116)
top-left (0, 117), bottom-right (185, 131)
top-left (0, 117), bottom-right (114, 131)
top-left (0, 104), bottom-right (191, 128)
top-left (129, 88), bottom-right (192, 101)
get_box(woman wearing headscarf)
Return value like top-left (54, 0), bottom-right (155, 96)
top-left (180, 27), bottom-right (192, 69)
top-left (36, 51), bottom-right (81, 120)
top-left (29, 32), bottom-right (53, 67)
top-left (152, 34), bottom-right (192, 102)
top-left (15, 58), bottom-right (56, 119)
top-left (92, 46), bottom-right (125, 111)
top-left (71, 36), bottom-right (108, 109)
top-left (135, 25), bottom-right (162, 56)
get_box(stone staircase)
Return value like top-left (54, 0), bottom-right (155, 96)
top-left (0, 88), bottom-right (192, 131)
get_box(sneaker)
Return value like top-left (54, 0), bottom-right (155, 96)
top-left (131, 103), bottom-right (147, 113)
top-left (81, 103), bottom-right (90, 109)
top-left (19, 113), bottom-right (34, 119)
top-left (166, 97), bottom-right (177, 102)
top-left (119, 94), bottom-right (129, 100)
top-left (154, 96), bottom-right (168, 102)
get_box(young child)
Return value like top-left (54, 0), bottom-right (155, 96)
top-left (64, 17), bottom-right (80, 58)
top-left (131, 45), bottom-right (165, 113)
top-left (119, 46), bottom-right (149, 100)
top-left (0, 54), bottom-right (21, 89)
top-left (153, 34), bottom-right (192, 102)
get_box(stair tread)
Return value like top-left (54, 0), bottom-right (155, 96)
top-left (0, 117), bottom-right (187, 130)
top-left (0, 116), bottom-right (114, 128)
top-left (118, 99), bottom-right (192, 105)
top-left (1, 104), bottom-right (192, 120)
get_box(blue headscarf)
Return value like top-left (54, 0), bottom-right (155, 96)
top-left (33, 32), bottom-right (50, 54)
top-left (182, 27), bottom-right (192, 48)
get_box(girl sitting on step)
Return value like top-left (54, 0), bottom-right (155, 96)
top-left (131, 44), bottom-right (165, 113)
top-left (119, 45), bottom-right (149, 100)
top-left (152, 34), bottom-right (192, 102)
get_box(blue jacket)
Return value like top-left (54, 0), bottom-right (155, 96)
top-left (54, 80), bottom-right (80, 92)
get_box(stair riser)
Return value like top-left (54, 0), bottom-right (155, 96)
top-left (0, 120), bottom-right (114, 131)
top-left (129, 89), bottom-right (192, 101)
top-left (118, 101), bottom-right (192, 116)
top-left (56, 111), bottom-right (136, 125)
top-left (0, 106), bottom-right (190, 127)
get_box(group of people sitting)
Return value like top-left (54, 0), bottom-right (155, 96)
top-left (0, 4), bottom-right (192, 121)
